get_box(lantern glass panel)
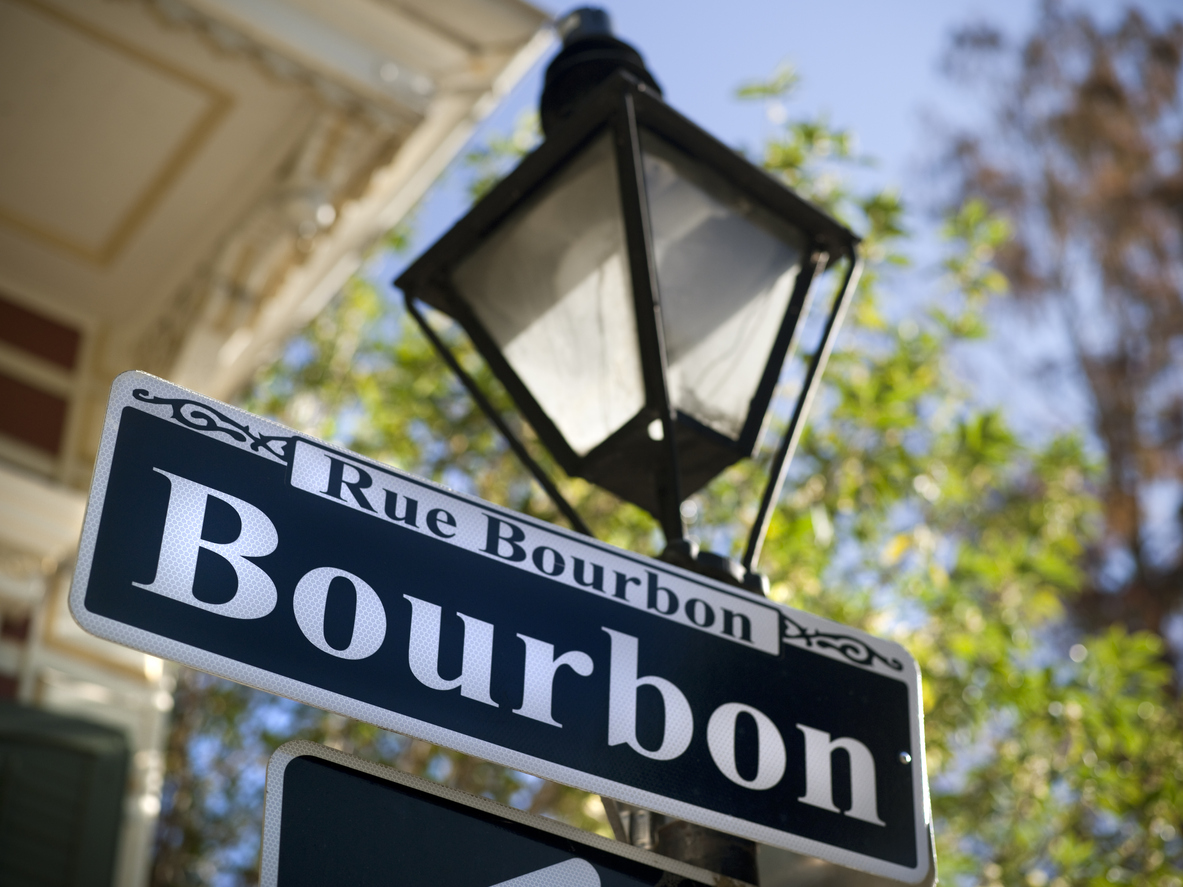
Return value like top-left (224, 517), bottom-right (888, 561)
top-left (452, 133), bottom-right (645, 456)
top-left (641, 131), bottom-right (807, 440)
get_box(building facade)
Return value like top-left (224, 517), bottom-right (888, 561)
top-left (0, 0), bottom-right (549, 883)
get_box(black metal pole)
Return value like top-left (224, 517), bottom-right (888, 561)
top-left (608, 543), bottom-right (764, 884)
top-left (413, 284), bottom-right (756, 879)
top-left (616, 90), bottom-right (685, 545)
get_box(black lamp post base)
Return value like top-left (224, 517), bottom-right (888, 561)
top-left (599, 543), bottom-right (768, 885)
top-left (608, 802), bottom-right (759, 885)
top-left (660, 539), bottom-right (770, 596)
top-left (658, 819), bottom-right (759, 885)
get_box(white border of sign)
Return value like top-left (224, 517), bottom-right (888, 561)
top-left (70, 372), bottom-right (933, 884)
top-left (260, 740), bottom-right (724, 886)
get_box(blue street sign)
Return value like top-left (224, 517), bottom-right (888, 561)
top-left (71, 372), bottom-right (931, 883)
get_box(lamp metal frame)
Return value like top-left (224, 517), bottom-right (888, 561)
top-left (396, 70), bottom-right (860, 571)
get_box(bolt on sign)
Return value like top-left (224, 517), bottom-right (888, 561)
top-left (72, 372), bottom-right (933, 884)
top-left (261, 741), bottom-right (720, 886)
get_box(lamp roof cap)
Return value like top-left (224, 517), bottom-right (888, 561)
top-left (540, 6), bottom-right (661, 137)
top-left (557, 7), bottom-right (613, 43)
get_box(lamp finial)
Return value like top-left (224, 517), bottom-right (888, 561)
top-left (540, 6), bottom-right (661, 137)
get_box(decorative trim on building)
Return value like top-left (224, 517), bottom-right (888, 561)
top-left (134, 108), bottom-right (403, 383)
top-left (140, 0), bottom-right (429, 129)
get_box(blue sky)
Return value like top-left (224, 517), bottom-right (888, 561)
top-left (369, 1), bottom-right (1183, 630)
top-left (393, 0), bottom-right (1172, 262)
top-left (378, 0), bottom-right (1174, 438)
top-left (549, 0), bottom-right (1043, 193)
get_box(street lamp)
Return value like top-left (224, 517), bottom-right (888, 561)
top-left (395, 8), bottom-right (860, 595)
top-left (396, 9), bottom-right (863, 880)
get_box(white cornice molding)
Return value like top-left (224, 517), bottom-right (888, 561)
top-left (0, 461), bottom-right (86, 565)
top-left (146, 16), bottom-right (555, 401)
top-left (136, 107), bottom-right (402, 382)
top-left (142, 0), bottom-right (427, 129)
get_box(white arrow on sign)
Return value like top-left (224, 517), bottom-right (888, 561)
top-left (489, 858), bottom-right (600, 887)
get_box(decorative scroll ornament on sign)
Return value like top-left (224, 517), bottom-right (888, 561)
top-left (132, 390), bottom-right (292, 461)
top-left (781, 613), bottom-right (905, 671)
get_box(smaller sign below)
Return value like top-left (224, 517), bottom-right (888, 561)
top-left (492, 859), bottom-right (599, 887)
top-left (261, 741), bottom-right (723, 887)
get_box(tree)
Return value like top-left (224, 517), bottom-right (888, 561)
top-left (939, 1), bottom-right (1183, 648)
top-left (738, 67), bottom-right (1181, 885)
top-left (150, 55), bottom-right (1183, 887)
